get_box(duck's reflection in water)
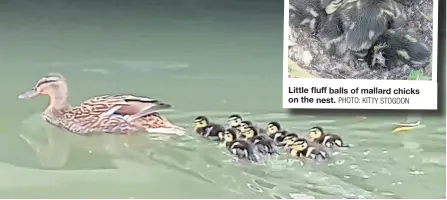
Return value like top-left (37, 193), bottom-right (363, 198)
top-left (19, 116), bottom-right (215, 184)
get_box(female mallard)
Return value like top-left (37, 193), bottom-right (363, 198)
top-left (18, 73), bottom-right (185, 136)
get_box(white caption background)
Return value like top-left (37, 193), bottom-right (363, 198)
top-left (283, 79), bottom-right (438, 110)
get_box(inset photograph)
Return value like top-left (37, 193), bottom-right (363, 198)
top-left (287, 0), bottom-right (436, 80)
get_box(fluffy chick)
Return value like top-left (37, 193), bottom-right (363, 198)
top-left (366, 28), bottom-right (431, 70)
top-left (289, 0), bottom-right (327, 33)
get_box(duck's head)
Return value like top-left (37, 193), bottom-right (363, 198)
top-left (241, 125), bottom-right (258, 140)
top-left (227, 114), bottom-right (243, 128)
top-left (290, 138), bottom-right (309, 151)
top-left (194, 116), bottom-right (209, 131)
top-left (267, 121), bottom-right (281, 136)
top-left (240, 120), bottom-right (253, 132)
top-left (308, 126), bottom-right (324, 141)
top-left (223, 128), bottom-right (238, 143)
top-left (18, 73), bottom-right (67, 100)
top-left (280, 133), bottom-right (299, 147)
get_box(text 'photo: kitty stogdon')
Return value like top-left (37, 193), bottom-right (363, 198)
top-left (283, 0), bottom-right (439, 110)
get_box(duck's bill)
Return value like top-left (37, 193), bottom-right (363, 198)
top-left (18, 90), bottom-right (38, 99)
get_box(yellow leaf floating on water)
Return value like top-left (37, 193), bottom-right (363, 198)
top-left (392, 126), bottom-right (416, 133)
top-left (391, 121), bottom-right (421, 133)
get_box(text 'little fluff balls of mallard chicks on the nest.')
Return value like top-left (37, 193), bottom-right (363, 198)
top-left (193, 114), bottom-right (350, 162)
top-left (289, 0), bottom-right (432, 70)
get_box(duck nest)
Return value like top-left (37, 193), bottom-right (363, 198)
top-left (288, 0), bottom-right (433, 80)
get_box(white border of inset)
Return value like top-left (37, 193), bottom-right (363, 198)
top-left (283, 0), bottom-right (439, 110)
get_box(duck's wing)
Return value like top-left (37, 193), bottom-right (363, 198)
top-left (79, 95), bottom-right (171, 121)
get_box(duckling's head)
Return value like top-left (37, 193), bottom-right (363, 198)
top-left (240, 120), bottom-right (253, 132)
top-left (273, 131), bottom-right (287, 143)
top-left (308, 126), bottom-right (324, 141)
top-left (280, 133), bottom-right (299, 147)
top-left (194, 116), bottom-right (209, 131)
top-left (18, 73), bottom-right (68, 100)
top-left (267, 121), bottom-right (281, 136)
top-left (290, 138), bottom-right (309, 151)
top-left (223, 128), bottom-right (238, 143)
top-left (227, 114), bottom-right (243, 128)
top-left (241, 125), bottom-right (258, 140)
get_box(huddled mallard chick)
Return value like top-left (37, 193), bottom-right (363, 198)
top-left (308, 126), bottom-right (349, 148)
top-left (222, 128), bottom-right (259, 162)
top-left (267, 121), bottom-right (288, 137)
top-left (278, 133), bottom-right (301, 148)
top-left (240, 120), bottom-right (267, 135)
top-left (288, 138), bottom-right (328, 160)
top-left (227, 114), bottom-right (243, 130)
top-left (366, 28), bottom-right (432, 70)
top-left (242, 125), bottom-right (278, 155)
top-left (332, 0), bottom-right (407, 57)
top-left (266, 121), bottom-right (289, 144)
top-left (193, 116), bottom-right (225, 141)
top-left (316, 12), bottom-right (349, 59)
top-left (289, 0), bottom-right (327, 33)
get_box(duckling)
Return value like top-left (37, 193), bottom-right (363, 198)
top-left (288, 138), bottom-right (328, 160)
top-left (222, 128), bottom-right (259, 162)
top-left (289, 0), bottom-right (327, 33)
top-left (366, 28), bottom-right (431, 70)
top-left (267, 121), bottom-right (288, 138)
top-left (266, 121), bottom-right (289, 145)
top-left (227, 114), bottom-right (243, 131)
top-left (279, 133), bottom-right (301, 148)
top-left (272, 131), bottom-right (288, 145)
top-left (242, 125), bottom-right (278, 155)
top-left (335, 0), bottom-right (407, 56)
top-left (240, 120), bottom-right (267, 135)
top-left (193, 116), bottom-right (225, 141)
top-left (316, 12), bottom-right (351, 59)
top-left (308, 126), bottom-right (349, 148)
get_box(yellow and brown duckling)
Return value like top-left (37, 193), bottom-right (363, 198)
top-left (267, 121), bottom-right (288, 137)
top-left (222, 128), bottom-right (259, 162)
top-left (241, 125), bottom-right (278, 155)
top-left (279, 133), bottom-right (301, 148)
top-left (266, 121), bottom-right (289, 144)
top-left (240, 120), bottom-right (267, 135)
top-left (194, 116), bottom-right (225, 141)
top-left (227, 114), bottom-right (243, 130)
top-left (308, 126), bottom-right (349, 148)
top-left (288, 138), bottom-right (328, 160)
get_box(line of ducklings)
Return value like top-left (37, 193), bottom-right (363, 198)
top-left (193, 114), bottom-right (349, 162)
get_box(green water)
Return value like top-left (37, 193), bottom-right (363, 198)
top-left (0, 0), bottom-right (445, 199)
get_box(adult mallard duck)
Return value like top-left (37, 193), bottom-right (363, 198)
top-left (18, 73), bottom-right (185, 136)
